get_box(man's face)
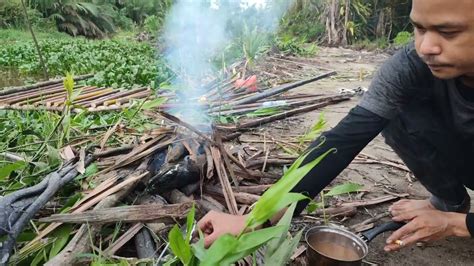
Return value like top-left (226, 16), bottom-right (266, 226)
top-left (411, 0), bottom-right (474, 80)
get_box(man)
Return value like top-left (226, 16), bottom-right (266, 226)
top-left (198, 0), bottom-right (474, 252)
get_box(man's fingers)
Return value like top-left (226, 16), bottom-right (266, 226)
top-left (392, 210), bottom-right (418, 222)
top-left (197, 211), bottom-right (215, 231)
top-left (204, 231), bottom-right (220, 248)
top-left (386, 221), bottom-right (417, 244)
top-left (385, 232), bottom-right (423, 252)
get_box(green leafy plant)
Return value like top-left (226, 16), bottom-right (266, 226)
top-left (275, 34), bottom-right (318, 56)
top-left (245, 106), bottom-right (282, 118)
top-left (167, 204), bottom-right (196, 265)
top-left (241, 24), bottom-right (270, 66)
top-left (245, 146), bottom-right (335, 229)
top-left (306, 182), bottom-right (364, 218)
top-left (0, 38), bottom-right (173, 88)
top-left (325, 182), bottom-right (363, 197)
top-left (393, 31), bottom-right (413, 46)
top-left (263, 203), bottom-right (303, 265)
top-left (299, 112), bottom-right (326, 144)
top-left (164, 146), bottom-right (334, 265)
top-left (0, 161), bottom-right (26, 180)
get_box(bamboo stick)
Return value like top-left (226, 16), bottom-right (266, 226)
top-left (217, 96), bottom-right (350, 131)
top-left (0, 83), bottom-right (64, 102)
top-left (90, 88), bottom-right (148, 107)
top-left (2, 84), bottom-right (68, 104)
top-left (0, 73), bottom-right (93, 96)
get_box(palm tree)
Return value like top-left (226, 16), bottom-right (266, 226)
top-left (27, 0), bottom-right (115, 38)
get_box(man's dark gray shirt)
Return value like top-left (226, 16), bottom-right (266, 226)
top-left (292, 43), bottom-right (474, 215)
top-left (360, 42), bottom-right (474, 142)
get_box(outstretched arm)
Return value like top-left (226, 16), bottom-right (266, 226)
top-left (198, 105), bottom-right (389, 246)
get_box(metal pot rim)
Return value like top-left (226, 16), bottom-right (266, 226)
top-left (305, 225), bottom-right (369, 262)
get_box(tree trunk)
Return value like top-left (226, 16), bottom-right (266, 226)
top-left (20, 0), bottom-right (49, 80)
top-left (326, 0), bottom-right (341, 46)
top-left (342, 0), bottom-right (351, 46)
top-left (376, 9), bottom-right (386, 39)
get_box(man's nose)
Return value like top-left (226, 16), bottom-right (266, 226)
top-left (418, 32), bottom-right (442, 56)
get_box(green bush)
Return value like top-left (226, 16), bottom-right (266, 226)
top-left (0, 0), bottom-right (24, 28)
top-left (394, 31), bottom-right (413, 46)
top-left (279, 9), bottom-right (325, 43)
top-left (275, 34), bottom-right (318, 56)
top-left (0, 39), bottom-right (173, 88)
top-left (143, 15), bottom-right (160, 34)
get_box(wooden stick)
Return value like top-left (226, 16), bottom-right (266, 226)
top-left (93, 145), bottom-right (135, 158)
top-left (159, 111), bottom-right (214, 144)
top-left (349, 212), bottom-right (390, 231)
top-left (210, 147), bottom-right (239, 214)
top-left (217, 96), bottom-right (350, 131)
top-left (90, 88), bottom-right (148, 107)
top-left (0, 84), bottom-right (65, 104)
top-left (215, 133), bottom-right (239, 186)
top-left (40, 202), bottom-right (192, 223)
top-left (0, 73), bottom-right (93, 96)
top-left (213, 72), bottom-right (336, 109)
top-left (339, 194), bottom-right (409, 208)
top-left (232, 185), bottom-right (271, 195)
top-left (245, 158), bottom-right (294, 169)
top-left (43, 163), bottom-right (149, 266)
top-left (204, 185), bottom-right (260, 205)
top-left (104, 223), bottom-right (144, 255)
top-left (0, 83), bottom-right (63, 101)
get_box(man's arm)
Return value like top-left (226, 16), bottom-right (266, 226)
top-left (198, 105), bottom-right (389, 246)
top-left (292, 105), bottom-right (388, 214)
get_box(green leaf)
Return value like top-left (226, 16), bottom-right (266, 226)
top-left (325, 182), bottom-right (363, 197)
top-left (300, 112), bottom-right (326, 142)
top-left (306, 201), bottom-right (323, 213)
top-left (31, 248), bottom-right (47, 266)
top-left (246, 107), bottom-right (282, 118)
top-left (186, 204), bottom-right (195, 243)
top-left (246, 147), bottom-right (336, 229)
top-left (198, 234), bottom-right (239, 266)
top-left (219, 226), bottom-right (286, 265)
top-left (191, 231), bottom-right (207, 261)
top-left (196, 225), bottom-right (287, 265)
top-left (142, 97), bottom-right (168, 110)
top-left (168, 225), bottom-right (192, 265)
top-left (266, 203), bottom-right (297, 255)
top-left (49, 224), bottom-right (73, 258)
top-left (63, 72), bottom-right (75, 100)
top-left (234, 225), bottom-right (286, 254)
top-left (264, 230), bottom-right (303, 266)
top-left (76, 163), bottom-right (99, 181)
top-left (0, 161), bottom-right (26, 180)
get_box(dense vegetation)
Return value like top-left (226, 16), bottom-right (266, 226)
top-left (0, 38), bottom-right (172, 88)
top-left (1, 0), bottom-right (412, 44)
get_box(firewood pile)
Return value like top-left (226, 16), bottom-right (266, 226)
top-left (0, 55), bottom-right (332, 114)
top-left (0, 58), bottom-right (371, 264)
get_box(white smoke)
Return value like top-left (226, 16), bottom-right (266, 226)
top-left (161, 0), bottom-right (292, 126)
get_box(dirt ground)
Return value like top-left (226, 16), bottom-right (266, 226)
top-left (265, 47), bottom-right (474, 265)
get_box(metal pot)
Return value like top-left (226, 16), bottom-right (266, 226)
top-left (305, 221), bottom-right (404, 266)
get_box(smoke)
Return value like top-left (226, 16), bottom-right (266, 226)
top-left (161, 0), bottom-right (292, 126)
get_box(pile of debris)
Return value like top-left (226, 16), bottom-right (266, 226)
top-left (0, 57), bottom-right (410, 265)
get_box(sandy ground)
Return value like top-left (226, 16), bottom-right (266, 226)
top-left (268, 47), bottom-right (474, 265)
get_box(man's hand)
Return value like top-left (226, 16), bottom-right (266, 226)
top-left (384, 210), bottom-right (470, 252)
top-left (197, 211), bottom-right (248, 248)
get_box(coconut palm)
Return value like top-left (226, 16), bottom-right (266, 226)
top-left (27, 0), bottom-right (115, 38)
